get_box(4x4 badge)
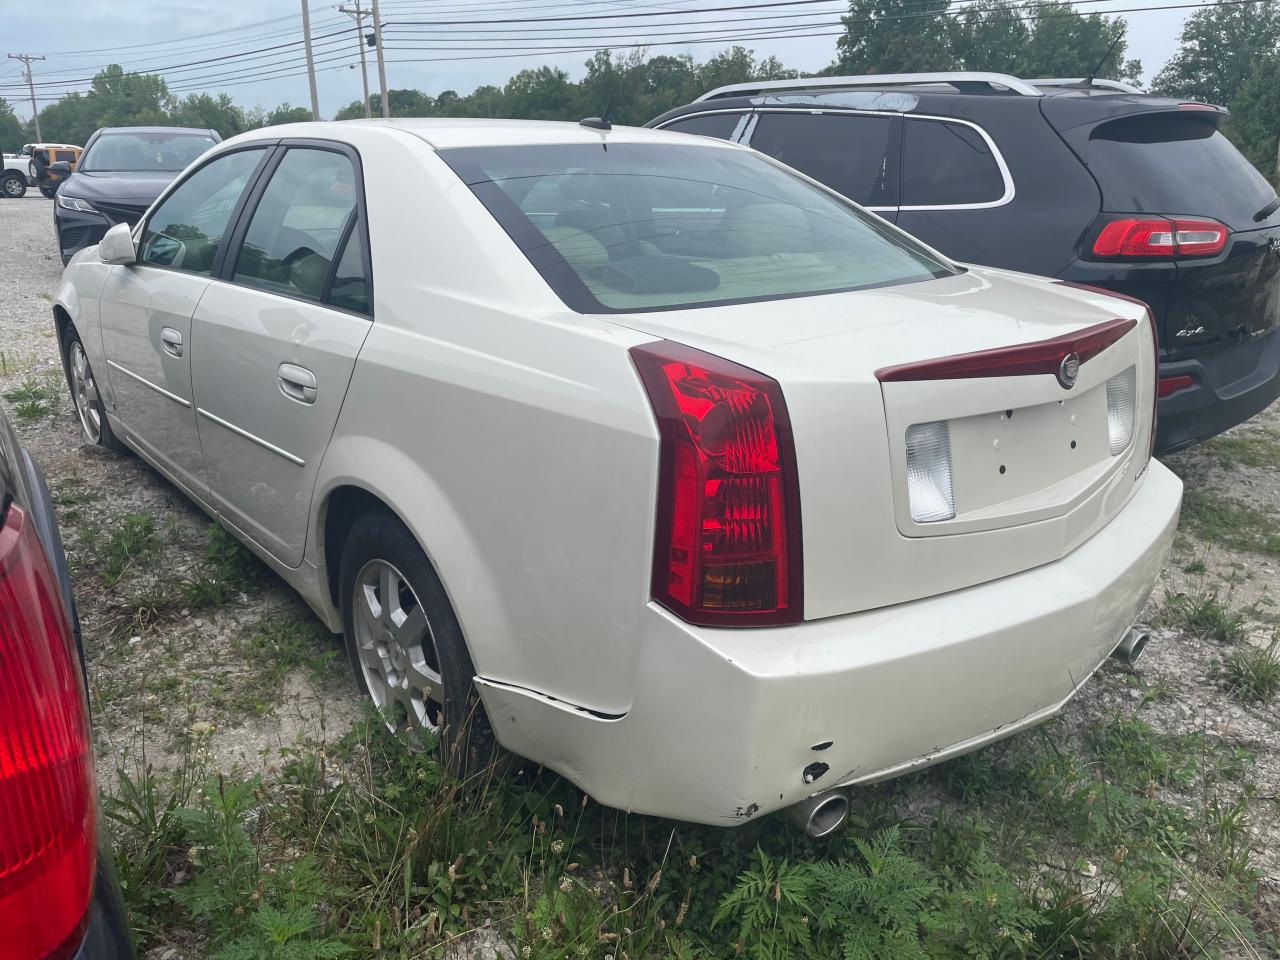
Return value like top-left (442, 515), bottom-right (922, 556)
top-left (1269, 236), bottom-right (1280, 256)
top-left (1057, 352), bottom-right (1080, 389)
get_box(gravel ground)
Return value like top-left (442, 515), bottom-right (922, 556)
top-left (1, 195), bottom-right (1278, 952)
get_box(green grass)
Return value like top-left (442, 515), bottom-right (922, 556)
top-left (213, 615), bottom-right (338, 717)
top-left (2, 377), bottom-right (59, 421)
top-left (88, 511), bottom-right (163, 587)
top-left (102, 703), bottom-right (1271, 959)
top-left (179, 521), bottom-right (264, 607)
top-left (1179, 487), bottom-right (1280, 557)
top-left (1223, 637), bottom-right (1280, 704)
top-left (1198, 431), bottom-right (1280, 471)
top-left (1162, 587), bottom-right (1249, 643)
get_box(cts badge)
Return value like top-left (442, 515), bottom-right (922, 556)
top-left (1057, 351), bottom-right (1080, 389)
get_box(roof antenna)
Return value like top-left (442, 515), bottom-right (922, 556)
top-left (1084, 33), bottom-right (1124, 88)
top-left (580, 96), bottom-right (614, 131)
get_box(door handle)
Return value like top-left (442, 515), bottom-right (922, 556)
top-left (278, 363), bottom-right (318, 404)
top-left (160, 327), bottom-right (183, 358)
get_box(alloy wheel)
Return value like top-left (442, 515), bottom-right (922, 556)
top-left (68, 341), bottom-right (102, 444)
top-left (2, 178), bottom-right (22, 198)
top-left (352, 557), bottom-right (444, 733)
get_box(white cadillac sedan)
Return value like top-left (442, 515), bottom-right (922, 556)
top-left (53, 119), bottom-right (1181, 832)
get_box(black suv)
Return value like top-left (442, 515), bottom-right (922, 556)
top-left (648, 73), bottom-right (1280, 453)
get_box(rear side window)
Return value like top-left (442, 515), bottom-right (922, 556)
top-left (1088, 113), bottom-right (1276, 230)
top-left (660, 112), bottom-right (743, 141)
top-left (901, 119), bottom-right (1006, 207)
top-left (233, 148), bottom-right (359, 303)
top-left (54, 151), bottom-right (74, 163)
top-left (748, 112), bottom-right (898, 207)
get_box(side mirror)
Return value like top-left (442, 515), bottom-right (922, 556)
top-left (49, 161), bottom-right (71, 175)
top-left (99, 223), bottom-right (136, 266)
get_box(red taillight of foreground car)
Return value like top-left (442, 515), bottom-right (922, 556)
top-left (1092, 217), bottom-right (1228, 258)
top-left (631, 341), bottom-right (802, 626)
top-left (0, 504), bottom-right (95, 960)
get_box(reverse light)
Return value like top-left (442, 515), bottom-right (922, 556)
top-left (0, 505), bottom-right (95, 960)
top-left (1092, 217), bottom-right (1227, 258)
top-left (905, 421), bottom-right (955, 522)
top-left (1106, 367), bottom-right (1137, 455)
top-left (631, 341), bottom-right (802, 626)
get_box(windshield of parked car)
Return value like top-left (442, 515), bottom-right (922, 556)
top-left (439, 142), bottom-right (955, 313)
top-left (81, 132), bottom-right (217, 173)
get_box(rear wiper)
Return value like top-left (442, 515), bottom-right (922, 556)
top-left (1253, 196), bottom-right (1280, 222)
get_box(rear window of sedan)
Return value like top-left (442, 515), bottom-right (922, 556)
top-left (439, 141), bottom-right (955, 313)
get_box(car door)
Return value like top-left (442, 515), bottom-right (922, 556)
top-left (745, 110), bottom-right (902, 220)
top-left (191, 142), bottom-right (373, 567)
top-left (98, 146), bottom-right (271, 505)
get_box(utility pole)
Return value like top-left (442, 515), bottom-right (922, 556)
top-left (300, 1), bottom-right (321, 120)
top-left (7, 54), bottom-right (45, 141)
top-left (337, 2), bottom-right (372, 118)
top-left (370, 0), bottom-right (390, 117)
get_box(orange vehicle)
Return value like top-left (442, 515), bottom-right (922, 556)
top-left (25, 142), bottom-right (82, 197)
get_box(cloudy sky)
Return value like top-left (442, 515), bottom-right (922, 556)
top-left (3, 0), bottom-right (1195, 121)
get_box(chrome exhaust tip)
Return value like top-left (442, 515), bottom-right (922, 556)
top-left (1112, 627), bottom-right (1150, 667)
top-left (786, 791), bottom-right (849, 838)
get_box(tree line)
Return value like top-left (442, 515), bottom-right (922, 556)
top-left (3, 0), bottom-right (1279, 176)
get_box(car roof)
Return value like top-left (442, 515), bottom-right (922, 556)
top-left (233, 117), bottom-right (744, 151)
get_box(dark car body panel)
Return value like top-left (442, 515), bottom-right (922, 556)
top-left (648, 84), bottom-right (1280, 452)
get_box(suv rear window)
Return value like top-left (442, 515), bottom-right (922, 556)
top-left (901, 118), bottom-right (1006, 206)
top-left (748, 111), bottom-right (898, 207)
top-left (440, 142), bottom-right (952, 313)
top-left (661, 112), bottom-right (744, 141)
top-left (1088, 113), bottom-right (1277, 229)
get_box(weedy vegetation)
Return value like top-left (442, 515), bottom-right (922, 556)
top-left (1162, 586), bottom-right (1249, 643)
top-left (1, 376), bottom-right (60, 421)
top-left (1222, 636), bottom-right (1280, 704)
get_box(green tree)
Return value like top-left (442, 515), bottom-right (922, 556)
top-left (171, 93), bottom-right (244, 138)
top-left (0, 98), bottom-right (24, 154)
top-left (1019, 3), bottom-right (1140, 82)
top-left (1153, 0), bottom-right (1280, 104)
top-left (833, 0), bottom-right (955, 74)
top-left (952, 0), bottom-right (1030, 73)
top-left (1229, 55), bottom-right (1280, 177)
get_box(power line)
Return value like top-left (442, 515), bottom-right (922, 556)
top-left (7, 54), bottom-right (46, 138)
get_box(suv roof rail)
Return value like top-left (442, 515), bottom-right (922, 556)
top-left (694, 72), bottom-right (1046, 102)
top-left (1027, 77), bottom-right (1144, 93)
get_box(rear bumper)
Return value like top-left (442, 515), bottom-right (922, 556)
top-left (1155, 324), bottom-right (1280, 453)
top-left (478, 462), bottom-right (1183, 826)
top-left (73, 859), bottom-right (135, 960)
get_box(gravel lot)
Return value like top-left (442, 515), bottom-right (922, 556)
top-left (1, 194), bottom-right (1278, 954)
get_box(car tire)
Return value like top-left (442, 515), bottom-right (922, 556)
top-left (61, 327), bottom-right (125, 453)
top-left (1, 172), bottom-right (26, 199)
top-left (338, 508), bottom-right (500, 780)
top-left (39, 185), bottom-right (57, 199)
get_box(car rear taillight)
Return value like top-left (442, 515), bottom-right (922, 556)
top-left (1091, 217), bottom-right (1227, 259)
top-left (631, 341), bottom-right (802, 626)
top-left (0, 504), bottom-right (95, 960)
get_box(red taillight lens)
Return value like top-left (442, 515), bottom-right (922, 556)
top-left (0, 504), bottom-right (95, 960)
top-left (631, 341), bottom-right (802, 626)
top-left (1092, 217), bottom-right (1227, 259)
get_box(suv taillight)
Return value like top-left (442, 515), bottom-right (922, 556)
top-left (1091, 216), bottom-right (1227, 258)
top-left (631, 342), bottom-right (802, 626)
top-left (0, 504), bottom-right (95, 960)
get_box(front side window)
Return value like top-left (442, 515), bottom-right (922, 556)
top-left (81, 131), bottom-right (217, 173)
top-left (901, 119), bottom-right (1006, 207)
top-left (748, 111), bottom-right (898, 207)
top-left (139, 148), bottom-right (266, 276)
top-left (233, 148), bottom-right (360, 303)
top-left (441, 142), bottom-right (952, 314)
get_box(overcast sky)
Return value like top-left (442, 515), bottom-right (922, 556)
top-left (2, 0), bottom-right (1194, 121)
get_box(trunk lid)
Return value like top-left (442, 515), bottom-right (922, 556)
top-left (609, 267), bottom-right (1155, 618)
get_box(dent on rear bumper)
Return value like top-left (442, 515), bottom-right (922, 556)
top-left (477, 463), bottom-right (1183, 827)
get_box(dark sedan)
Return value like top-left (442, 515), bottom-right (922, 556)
top-left (53, 126), bottom-right (220, 264)
top-left (0, 406), bottom-right (134, 959)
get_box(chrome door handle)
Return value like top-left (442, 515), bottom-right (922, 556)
top-left (278, 363), bottom-right (318, 404)
top-left (160, 327), bottom-right (183, 358)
